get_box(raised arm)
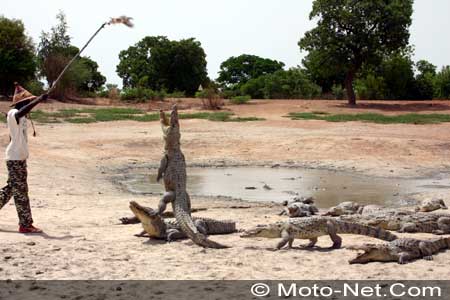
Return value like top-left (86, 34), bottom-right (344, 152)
top-left (15, 94), bottom-right (48, 122)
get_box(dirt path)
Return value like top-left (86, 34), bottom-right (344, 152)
top-left (0, 99), bottom-right (449, 280)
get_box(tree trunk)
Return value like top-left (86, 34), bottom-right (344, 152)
top-left (345, 71), bottom-right (356, 106)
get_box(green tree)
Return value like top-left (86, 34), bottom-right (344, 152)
top-left (78, 57), bottom-right (106, 92)
top-left (37, 11), bottom-right (73, 88)
top-left (356, 51), bottom-right (421, 100)
top-left (413, 60), bottom-right (436, 100)
top-left (0, 16), bottom-right (36, 96)
top-left (299, 0), bottom-right (413, 105)
top-left (379, 52), bottom-right (416, 99)
top-left (241, 68), bottom-right (321, 99)
top-left (37, 12), bottom-right (105, 99)
top-left (117, 36), bottom-right (208, 96)
top-left (434, 66), bottom-right (450, 99)
top-left (217, 54), bottom-right (285, 89)
top-left (416, 60), bottom-right (436, 76)
top-left (302, 49), bottom-right (346, 93)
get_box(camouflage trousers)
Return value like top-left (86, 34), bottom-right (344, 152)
top-left (0, 160), bottom-right (33, 227)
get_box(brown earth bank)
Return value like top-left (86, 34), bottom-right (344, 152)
top-left (0, 99), bottom-right (449, 280)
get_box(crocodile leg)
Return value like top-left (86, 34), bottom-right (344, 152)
top-left (167, 229), bottom-right (187, 242)
top-left (306, 238), bottom-right (318, 248)
top-left (134, 230), bottom-right (149, 237)
top-left (156, 191), bottom-right (175, 215)
top-left (157, 155), bottom-right (168, 182)
top-left (327, 220), bottom-right (342, 249)
top-left (194, 219), bottom-right (208, 235)
top-left (398, 252), bottom-right (413, 264)
top-left (419, 242), bottom-right (434, 261)
top-left (277, 230), bottom-right (293, 249)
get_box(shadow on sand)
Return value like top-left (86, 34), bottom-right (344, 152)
top-left (0, 228), bottom-right (83, 240)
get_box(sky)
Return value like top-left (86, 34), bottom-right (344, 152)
top-left (2, 0), bottom-right (450, 87)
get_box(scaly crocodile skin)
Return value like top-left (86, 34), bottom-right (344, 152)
top-left (157, 106), bottom-right (228, 248)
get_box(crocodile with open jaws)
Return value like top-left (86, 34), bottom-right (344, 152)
top-left (129, 201), bottom-right (237, 241)
top-left (339, 211), bottom-right (450, 235)
top-left (349, 237), bottom-right (450, 264)
top-left (240, 216), bottom-right (398, 250)
top-left (154, 106), bottom-right (228, 248)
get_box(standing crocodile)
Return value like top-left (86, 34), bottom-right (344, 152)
top-left (349, 237), bottom-right (450, 264)
top-left (129, 201), bottom-right (236, 241)
top-left (240, 216), bottom-right (397, 250)
top-left (339, 211), bottom-right (450, 235)
top-left (154, 106), bottom-right (228, 248)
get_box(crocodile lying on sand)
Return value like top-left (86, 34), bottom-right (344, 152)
top-left (129, 201), bottom-right (237, 241)
top-left (339, 211), bottom-right (450, 235)
top-left (153, 106), bottom-right (228, 249)
top-left (240, 216), bottom-right (398, 250)
top-left (349, 237), bottom-right (450, 264)
top-left (416, 198), bottom-right (447, 212)
top-left (119, 208), bottom-right (207, 224)
top-left (325, 199), bottom-right (448, 217)
top-left (323, 201), bottom-right (385, 216)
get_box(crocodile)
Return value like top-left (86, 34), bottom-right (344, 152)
top-left (324, 201), bottom-right (384, 216)
top-left (119, 208), bottom-right (207, 225)
top-left (349, 237), bottom-right (450, 264)
top-left (279, 197), bottom-right (317, 216)
top-left (339, 211), bottom-right (450, 235)
top-left (154, 106), bottom-right (228, 248)
top-left (129, 201), bottom-right (237, 241)
top-left (415, 198), bottom-right (448, 212)
top-left (240, 216), bottom-right (398, 250)
top-left (285, 202), bottom-right (319, 218)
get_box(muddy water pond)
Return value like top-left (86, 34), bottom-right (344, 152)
top-left (115, 167), bottom-right (449, 208)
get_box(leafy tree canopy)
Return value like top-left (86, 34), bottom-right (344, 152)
top-left (78, 57), bottom-right (106, 91)
top-left (240, 68), bottom-right (321, 99)
top-left (299, 0), bottom-right (413, 105)
top-left (117, 36), bottom-right (208, 96)
top-left (434, 66), bottom-right (450, 99)
top-left (37, 12), bottom-right (105, 98)
top-left (0, 16), bottom-right (36, 96)
top-left (217, 54), bottom-right (285, 89)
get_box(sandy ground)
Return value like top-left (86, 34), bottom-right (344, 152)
top-left (0, 99), bottom-right (450, 280)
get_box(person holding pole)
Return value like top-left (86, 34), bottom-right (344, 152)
top-left (0, 16), bottom-right (132, 233)
top-left (0, 83), bottom-right (48, 233)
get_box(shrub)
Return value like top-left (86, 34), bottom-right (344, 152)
top-left (121, 87), bottom-right (165, 102)
top-left (196, 88), bottom-right (223, 110)
top-left (434, 66), bottom-right (450, 99)
top-left (355, 74), bottom-right (386, 100)
top-left (230, 95), bottom-right (251, 105)
top-left (166, 90), bottom-right (186, 98)
top-left (240, 68), bottom-right (321, 99)
top-left (240, 77), bottom-right (265, 99)
top-left (219, 89), bottom-right (240, 99)
top-left (331, 84), bottom-right (345, 100)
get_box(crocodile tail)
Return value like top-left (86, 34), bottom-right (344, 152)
top-left (173, 193), bottom-right (229, 249)
top-left (429, 237), bottom-right (450, 251)
top-left (335, 220), bottom-right (398, 241)
top-left (205, 219), bottom-right (237, 235)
